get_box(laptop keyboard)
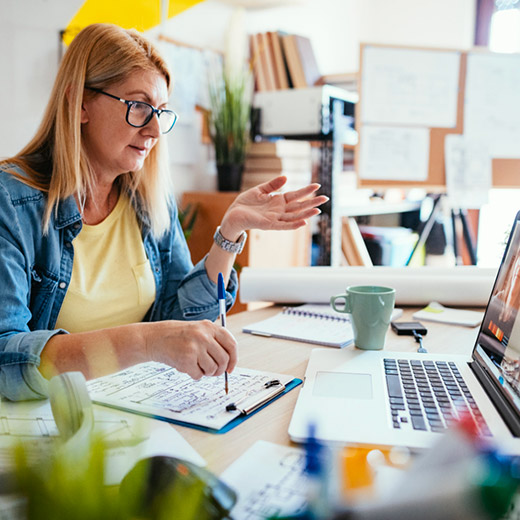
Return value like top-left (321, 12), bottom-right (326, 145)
top-left (384, 358), bottom-right (492, 437)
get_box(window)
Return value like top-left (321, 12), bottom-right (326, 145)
top-left (489, 1), bottom-right (520, 52)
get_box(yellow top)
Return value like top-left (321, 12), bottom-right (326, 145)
top-left (55, 195), bottom-right (156, 333)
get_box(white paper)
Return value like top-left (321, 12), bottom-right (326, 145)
top-left (0, 399), bottom-right (205, 485)
top-left (413, 302), bottom-right (484, 328)
top-left (160, 42), bottom-right (223, 166)
top-left (361, 46), bottom-right (460, 127)
top-left (359, 125), bottom-right (430, 181)
top-left (221, 440), bottom-right (308, 520)
top-left (88, 362), bottom-right (295, 431)
top-left (239, 266), bottom-right (497, 307)
top-left (161, 43), bottom-right (205, 117)
top-left (103, 420), bottom-right (205, 485)
top-left (464, 52), bottom-right (520, 158)
top-left (445, 134), bottom-right (491, 209)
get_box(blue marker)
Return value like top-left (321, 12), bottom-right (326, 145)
top-left (218, 273), bottom-right (229, 394)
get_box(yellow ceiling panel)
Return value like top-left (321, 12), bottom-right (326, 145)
top-left (64, 0), bottom-right (205, 45)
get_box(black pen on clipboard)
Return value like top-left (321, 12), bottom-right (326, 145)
top-left (218, 272), bottom-right (228, 395)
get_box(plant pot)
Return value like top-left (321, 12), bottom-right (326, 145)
top-left (217, 163), bottom-right (243, 192)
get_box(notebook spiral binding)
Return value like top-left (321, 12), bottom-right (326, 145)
top-left (282, 307), bottom-right (350, 322)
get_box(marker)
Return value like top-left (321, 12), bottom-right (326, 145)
top-left (218, 272), bottom-right (228, 395)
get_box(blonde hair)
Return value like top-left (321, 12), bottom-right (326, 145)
top-left (1, 23), bottom-right (173, 237)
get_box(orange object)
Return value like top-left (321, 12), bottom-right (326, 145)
top-left (341, 447), bottom-right (374, 491)
top-left (488, 320), bottom-right (504, 342)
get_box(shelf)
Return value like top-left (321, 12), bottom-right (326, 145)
top-left (338, 200), bottom-right (422, 218)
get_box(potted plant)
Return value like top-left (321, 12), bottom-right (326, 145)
top-left (207, 67), bottom-right (252, 192)
top-left (13, 435), bottom-right (231, 520)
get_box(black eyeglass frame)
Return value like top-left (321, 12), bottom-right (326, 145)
top-left (85, 86), bottom-right (178, 134)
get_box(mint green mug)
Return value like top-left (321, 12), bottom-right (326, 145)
top-left (330, 285), bottom-right (396, 350)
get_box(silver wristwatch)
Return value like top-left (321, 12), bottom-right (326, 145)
top-left (213, 226), bottom-right (247, 254)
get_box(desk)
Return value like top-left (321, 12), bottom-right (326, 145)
top-left (174, 306), bottom-right (481, 476)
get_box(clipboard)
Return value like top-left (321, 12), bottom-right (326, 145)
top-left (164, 378), bottom-right (302, 434)
top-left (87, 362), bottom-right (301, 435)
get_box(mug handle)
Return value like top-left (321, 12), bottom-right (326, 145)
top-left (330, 294), bottom-right (351, 314)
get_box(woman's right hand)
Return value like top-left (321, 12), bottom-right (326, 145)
top-left (144, 320), bottom-right (238, 380)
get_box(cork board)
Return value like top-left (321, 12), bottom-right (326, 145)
top-left (356, 43), bottom-right (520, 189)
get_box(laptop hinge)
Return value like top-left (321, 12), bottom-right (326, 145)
top-left (470, 360), bottom-right (520, 437)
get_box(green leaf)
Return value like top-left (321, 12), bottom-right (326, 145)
top-left (207, 65), bottom-right (252, 166)
top-left (13, 435), bottom-right (214, 520)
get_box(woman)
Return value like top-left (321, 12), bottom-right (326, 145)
top-left (0, 24), bottom-right (326, 401)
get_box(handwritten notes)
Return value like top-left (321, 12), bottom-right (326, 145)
top-left (361, 46), bottom-right (460, 128)
top-left (445, 134), bottom-right (491, 209)
top-left (465, 52), bottom-right (520, 159)
top-left (359, 125), bottom-right (430, 181)
top-left (221, 440), bottom-right (308, 519)
top-left (87, 362), bottom-right (295, 431)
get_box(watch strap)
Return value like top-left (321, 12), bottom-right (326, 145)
top-left (213, 226), bottom-right (247, 254)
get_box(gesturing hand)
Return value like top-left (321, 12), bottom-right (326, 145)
top-left (219, 176), bottom-right (328, 239)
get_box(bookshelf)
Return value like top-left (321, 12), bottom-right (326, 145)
top-left (253, 85), bottom-right (358, 266)
top-left (339, 201), bottom-right (423, 266)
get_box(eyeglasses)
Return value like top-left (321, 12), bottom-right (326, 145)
top-left (85, 87), bottom-right (178, 134)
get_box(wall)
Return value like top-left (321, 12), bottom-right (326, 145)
top-left (0, 0), bottom-right (84, 159)
top-left (0, 0), bottom-right (476, 194)
top-left (162, 0), bottom-right (476, 194)
top-left (162, 0), bottom-right (476, 73)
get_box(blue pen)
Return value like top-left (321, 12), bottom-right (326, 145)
top-left (218, 273), bottom-right (229, 394)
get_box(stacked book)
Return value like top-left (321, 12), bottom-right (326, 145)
top-left (249, 32), bottom-right (321, 92)
top-left (242, 140), bottom-right (312, 192)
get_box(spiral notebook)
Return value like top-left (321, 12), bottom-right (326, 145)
top-left (242, 304), bottom-right (354, 348)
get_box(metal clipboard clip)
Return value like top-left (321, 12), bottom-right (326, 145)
top-left (225, 379), bottom-right (285, 415)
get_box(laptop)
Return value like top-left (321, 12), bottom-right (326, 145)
top-left (289, 211), bottom-right (520, 454)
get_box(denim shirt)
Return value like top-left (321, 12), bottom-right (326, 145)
top-left (0, 166), bottom-right (237, 401)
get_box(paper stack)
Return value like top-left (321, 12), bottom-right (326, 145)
top-left (241, 140), bottom-right (312, 191)
top-left (413, 302), bottom-right (484, 327)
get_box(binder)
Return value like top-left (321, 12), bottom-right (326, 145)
top-left (242, 304), bottom-right (354, 348)
top-left (87, 362), bottom-right (301, 434)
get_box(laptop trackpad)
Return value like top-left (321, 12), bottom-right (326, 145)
top-left (313, 371), bottom-right (373, 399)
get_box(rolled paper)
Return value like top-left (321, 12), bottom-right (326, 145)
top-left (239, 266), bottom-right (497, 307)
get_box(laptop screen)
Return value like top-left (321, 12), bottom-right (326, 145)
top-left (476, 211), bottom-right (520, 416)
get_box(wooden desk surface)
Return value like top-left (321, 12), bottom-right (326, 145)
top-left (173, 306), bottom-right (481, 475)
